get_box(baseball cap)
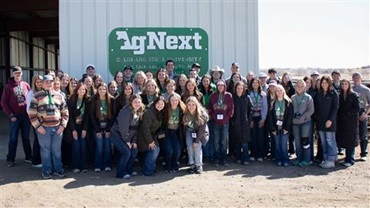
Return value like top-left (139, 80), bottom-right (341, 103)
top-left (43, 75), bottom-right (54, 81)
top-left (12, 66), bottom-right (22, 73)
top-left (123, 66), bottom-right (133, 71)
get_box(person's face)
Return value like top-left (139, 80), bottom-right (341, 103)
top-left (202, 78), bottom-right (210, 87)
top-left (276, 87), bottom-right (284, 98)
top-left (166, 62), bottom-right (175, 72)
top-left (321, 79), bottom-right (329, 91)
top-left (137, 75), bottom-right (145, 85)
top-left (71, 80), bottom-right (78, 89)
top-left (77, 86), bottom-right (87, 97)
top-left (212, 71), bottom-right (221, 80)
top-left (98, 86), bottom-right (107, 97)
top-left (43, 80), bottom-right (53, 90)
top-left (341, 81), bottom-right (350, 92)
top-left (131, 98), bottom-right (142, 111)
top-left (61, 76), bottom-right (69, 88)
top-left (169, 96), bottom-right (179, 108)
top-left (231, 65), bottom-right (239, 74)
top-left (268, 85), bottom-right (276, 93)
top-left (259, 77), bottom-right (267, 85)
top-left (86, 67), bottom-right (95, 76)
top-left (283, 75), bottom-right (290, 83)
top-left (13, 71), bottom-right (22, 79)
top-left (115, 72), bottom-right (124, 84)
top-left (155, 100), bottom-right (165, 111)
top-left (189, 71), bottom-right (197, 79)
top-left (247, 73), bottom-right (254, 81)
top-left (35, 79), bottom-right (43, 90)
top-left (187, 101), bottom-right (197, 114)
top-left (186, 82), bottom-right (195, 92)
top-left (145, 72), bottom-right (153, 80)
top-left (305, 80), bottom-right (312, 89)
top-left (157, 71), bottom-right (166, 82)
top-left (236, 85), bottom-right (244, 96)
top-left (296, 82), bottom-right (305, 94)
top-left (311, 75), bottom-right (319, 82)
top-left (95, 78), bottom-right (103, 87)
top-left (124, 70), bottom-right (133, 79)
top-left (252, 80), bottom-right (260, 90)
top-left (124, 85), bottom-right (133, 96)
top-left (352, 75), bottom-right (362, 85)
top-left (53, 81), bottom-right (61, 91)
top-left (84, 77), bottom-right (92, 88)
top-left (217, 84), bottom-right (225, 92)
top-left (332, 73), bottom-right (340, 82)
top-left (166, 82), bottom-right (175, 93)
top-left (179, 77), bottom-right (187, 87)
top-left (146, 82), bottom-right (156, 93)
top-left (57, 71), bottom-right (64, 78)
top-left (269, 72), bottom-right (276, 79)
top-left (315, 79), bottom-right (321, 89)
top-left (232, 74), bottom-right (241, 83)
top-left (109, 84), bottom-right (117, 95)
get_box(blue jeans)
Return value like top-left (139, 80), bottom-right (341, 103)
top-left (234, 143), bottom-right (249, 162)
top-left (345, 147), bottom-right (355, 164)
top-left (71, 133), bottom-right (88, 170)
top-left (275, 132), bottom-right (289, 164)
top-left (164, 129), bottom-right (181, 171)
top-left (7, 114), bottom-right (32, 162)
top-left (142, 145), bottom-right (160, 176)
top-left (32, 127), bottom-right (42, 165)
top-left (202, 120), bottom-right (215, 161)
top-left (318, 131), bottom-right (338, 162)
top-left (37, 126), bottom-right (63, 175)
top-left (293, 121), bottom-right (312, 163)
top-left (185, 129), bottom-right (203, 166)
top-left (94, 133), bottom-right (112, 169)
top-left (110, 132), bottom-right (138, 178)
top-left (359, 116), bottom-right (368, 157)
top-left (251, 116), bottom-right (265, 158)
top-left (213, 122), bottom-right (229, 163)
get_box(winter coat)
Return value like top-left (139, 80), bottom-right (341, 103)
top-left (291, 93), bottom-right (315, 125)
top-left (337, 91), bottom-right (360, 149)
top-left (268, 98), bottom-right (294, 134)
top-left (230, 94), bottom-right (253, 143)
top-left (137, 106), bottom-right (164, 152)
top-left (111, 105), bottom-right (139, 144)
top-left (314, 90), bottom-right (339, 132)
top-left (67, 96), bottom-right (90, 132)
top-left (89, 97), bottom-right (115, 133)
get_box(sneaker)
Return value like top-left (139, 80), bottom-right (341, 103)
top-left (188, 165), bottom-right (196, 173)
top-left (277, 162), bottom-right (282, 166)
top-left (360, 157), bottom-right (367, 161)
top-left (32, 164), bottom-right (42, 168)
top-left (195, 169), bottom-right (203, 174)
top-left (94, 168), bottom-right (101, 172)
top-left (54, 171), bottom-right (66, 178)
top-left (250, 157), bottom-right (255, 161)
top-left (242, 161), bottom-right (249, 166)
top-left (131, 171), bottom-right (138, 176)
top-left (298, 161), bottom-right (311, 167)
top-left (340, 162), bottom-right (353, 167)
top-left (257, 158), bottom-right (263, 162)
top-left (42, 173), bottom-right (52, 179)
top-left (72, 169), bottom-right (80, 173)
top-left (7, 161), bottom-right (15, 167)
top-left (122, 174), bottom-right (131, 179)
top-left (320, 161), bottom-right (335, 168)
top-left (24, 159), bottom-right (32, 164)
top-left (105, 167), bottom-right (111, 172)
top-left (81, 169), bottom-right (88, 173)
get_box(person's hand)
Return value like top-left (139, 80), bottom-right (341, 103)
top-left (258, 119), bottom-right (265, 128)
top-left (56, 126), bottom-right (64, 135)
top-left (283, 129), bottom-right (289, 135)
top-left (131, 143), bottom-right (137, 149)
top-left (72, 130), bottom-right (78, 140)
top-left (127, 142), bottom-right (132, 148)
top-left (193, 142), bottom-right (199, 149)
top-left (10, 117), bottom-right (17, 122)
top-left (37, 126), bottom-right (46, 135)
top-left (325, 120), bottom-right (332, 128)
top-left (359, 113), bottom-right (367, 121)
top-left (272, 131), bottom-right (277, 136)
top-left (81, 130), bottom-right (87, 139)
top-left (105, 132), bottom-right (110, 138)
top-left (149, 141), bottom-right (156, 149)
top-left (96, 132), bottom-right (103, 139)
top-left (250, 121), bottom-right (254, 128)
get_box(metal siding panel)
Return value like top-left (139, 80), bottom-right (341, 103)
top-left (222, 0), bottom-right (235, 74)
top-left (198, 1), bottom-right (211, 71)
top-left (147, 2), bottom-right (161, 26)
top-left (122, 1), bottom-right (135, 27)
top-left (161, 0), bottom-right (174, 26)
top-left (135, 1), bottom-right (148, 26)
top-left (82, 2), bottom-right (96, 71)
top-left (95, 1), bottom-right (110, 82)
top-left (209, 2), bottom-right (223, 73)
top-left (107, 1), bottom-right (122, 31)
top-left (59, 1), bottom-right (69, 72)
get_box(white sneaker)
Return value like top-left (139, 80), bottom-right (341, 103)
top-left (122, 174), bottom-right (131, 179)
top-left (94, 168), bottom-right (101, 172)
top-left (340, 162), bottom-right (353, 167)
top-left (320, 161), bottom-right (335, 168)
top-left (360, 157), bottom-right (367, 161)
top-left (72, 169), bottom-right (80, 173)
top-left (105, 167), bottom-right (111, 172)
top-left (250, 157), bottom-right (255, 161)
top-left (257, 158), bottom-right (263, 162)
top-left (131, 171), bottom-right (138, 176)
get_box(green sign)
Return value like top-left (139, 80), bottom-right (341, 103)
top-left (109, 27), bottom-right (209, 76)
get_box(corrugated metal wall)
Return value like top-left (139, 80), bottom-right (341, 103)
top-left (59, 0), bottom-right (259, 81)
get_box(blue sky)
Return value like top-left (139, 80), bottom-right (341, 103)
top-left (259, 0), bottom-right (369, 68)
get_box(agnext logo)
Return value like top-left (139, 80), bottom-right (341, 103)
top-left (116, 31), bottom-right (203, 55)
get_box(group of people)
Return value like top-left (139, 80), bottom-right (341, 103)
top-left (1, 61), bottom-right (369, 180)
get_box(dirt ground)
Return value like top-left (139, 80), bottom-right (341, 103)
top-left (0, 110), bottom-right (369, 207)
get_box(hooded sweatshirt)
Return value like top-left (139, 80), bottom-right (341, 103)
top-left (1, 77), bottom-right (30, 117)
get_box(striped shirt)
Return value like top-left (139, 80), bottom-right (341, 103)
top-left (28, 89), bottom-right (69, 129)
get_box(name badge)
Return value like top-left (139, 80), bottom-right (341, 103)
top-left (276, 120), bottom-right (283, 126)
top-left (191, 133), bottom-right (197, 139)
top-left (100, 122), bottom-right (107, 129)
top-left (217, 114), bottom-right (224, 120)
top-left (157, 133), bottom-right (166, 139)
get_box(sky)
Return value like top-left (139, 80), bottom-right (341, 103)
top-left (258, 0), bottom-right (369, 68)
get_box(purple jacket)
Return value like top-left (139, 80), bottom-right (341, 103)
top-left (1, 77), bottom-right (30, 117)
top-left (209, 91), bottom-right (234, 125)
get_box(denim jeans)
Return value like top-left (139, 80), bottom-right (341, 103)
top-left (234, 143), bottom-right (249, 162)
top-left (318, 131), bottom-right (338, 162)
top-left (213, 122), bottom-right (229, 163)
top-left (142, 145), bottom-right (160, 176)
top-left (71, 135), bottom-right (88, 170)
top-left (110, 132), bottom-right (138, 178)
top-left (7, 114), bottom-right (32, 162)
top-left (251, 116), bottom-right (265, 159)
top-left (345, 147), bottom-right (355, 164)
top-left (293, 121), bottom-right (312, 163)
top-left (275, 132), bottom-right (289, 164)
top-left (32, 127), bottom-right (42, 165)
top-left (164, 129), bottom-right (181, 171)
top-left (202, 120), bottom-right (215, 161)
top-left (185, 129), bottom-right (203, 166)
top-left (94, 133), bottom-right (112, 169)
top-left (37, 126), bottom-right (63, 175)
top-left (359, 116), bottom-right (368, 157)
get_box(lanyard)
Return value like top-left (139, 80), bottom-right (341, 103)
top-left (217, 93), bottom-right (225, 106)
top-left (252, 91), bottom-right (260, 104)
top-left (171, 108), bottom-right (179, 121)
top-left (17, 85), bottom-right (23, 95)
top-left (276, 99), bottom-right (285, 115)
top-left (43, 89), bottom-right (53, 105)
top-left (100, 99), bottom-right (107, 115)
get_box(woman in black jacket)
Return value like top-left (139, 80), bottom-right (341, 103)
top-left (231, 81), bottom-right (253, 165)
top-left (336, 79), bottom-right (360, 167)
top-left (314, 76), bottom-right (339, 168)
top-left (68, 83), bottom-right (90, 173)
